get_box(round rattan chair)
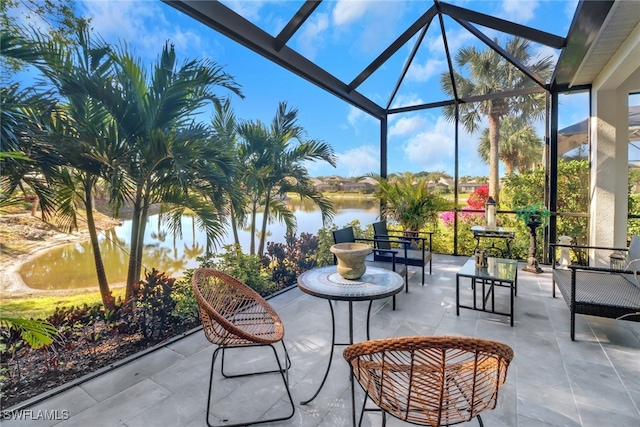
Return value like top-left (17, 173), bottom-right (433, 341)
top-left (343, 336), bottom-right (514, 427)
top-left (192, 268), bottom-right (294, 427)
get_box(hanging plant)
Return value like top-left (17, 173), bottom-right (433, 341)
top-left (516, 202), bottom-right (550, 226)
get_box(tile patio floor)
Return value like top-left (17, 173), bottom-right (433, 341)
top-left (4, 255), bottom-right (640, 427)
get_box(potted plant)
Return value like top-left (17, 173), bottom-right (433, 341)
top-left (370, 173), bottom-right (452, 235)
top-left (516, 202), bottom-right (550, 226)
top-left (516, 202), bottom-right (550, 273)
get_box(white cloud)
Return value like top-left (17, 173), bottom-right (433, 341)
top-left (346, 105), bottom-right (376, 132)
top-left (82, 2), bottom-right (167, 55)
top-left (336, 146), bottom-right (380, 177)
top-left (81, 1), bottom-right (210, 63)
top-left (400, 116), bottom-right (478, 171)
top-left (331, 0), bottom-right (407, 54)
top-left (224, 0), bottom-right (266, 22)
top-left (389, 116), bottom-right (427, 137)
top-left (297, 13), bottom-right (329, 59)
top-left (403, 117), bottom-right (455, 168)
top-left (390, 93), bottom-right (425, 109)
top-left (332, 0), bottom-right (371, 27)
top-left (427, 29), bottom-right (475, 57)
top-left (499, 0), bottom-right (539, 25)
top-left (407, 59), bottom-right (447, 82)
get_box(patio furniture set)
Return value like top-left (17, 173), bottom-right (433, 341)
top-left (190, 225), bottom-right (640, 426)
top-left (189, 221), bottom-right (521, 427)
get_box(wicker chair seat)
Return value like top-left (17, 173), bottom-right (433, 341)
top-left (192, 268), bottom-right (284, 346)
top-left (344, 336), bottom-right (513, 427)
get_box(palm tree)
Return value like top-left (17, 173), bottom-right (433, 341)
top-left (1, 33), bottom-right (64, 216)
top-left (211, 98), bottom-right (245, 246)
top-left (478, 116), bottom-right (543, 175)
top-left (441, 37), bottom-right (553, 203)
top-left (371, 172), bottom-right (451, 232)
top-left (236, 102), bottom-right (337, 255)
top-left (78, 42), bottom-right (243, 297)
top-left (2, 29), bottom-right (126, 307)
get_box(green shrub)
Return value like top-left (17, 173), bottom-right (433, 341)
top-left (262, 232), bottom-right (320, 289)
top-left (130, 269), bottom-right (176, 340)
top-left (200, 245), bottom-right (276, 296)
top-left (171, 278), bottom-right (199, 320)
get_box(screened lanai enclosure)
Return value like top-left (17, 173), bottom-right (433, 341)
top-left (165, 0), bottom-right (640, 262)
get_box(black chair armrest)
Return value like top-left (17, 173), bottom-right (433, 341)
top-left (374, 233), bottom-right (432, 252)
top-left (383, 230), bottom-right (434, 238)
top-left (567, 264), bottom-right (634, 275)
top-left (353, 238), bottom-right (407, 271)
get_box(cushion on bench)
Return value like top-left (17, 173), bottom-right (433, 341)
top-left (553, 269), bottom-right (640, 319)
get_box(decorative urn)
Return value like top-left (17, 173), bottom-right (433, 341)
top-left (330, 242), bottom-right (372, 280)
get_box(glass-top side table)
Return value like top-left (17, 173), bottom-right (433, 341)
top-left (456, 257), bottom-right (518, 326)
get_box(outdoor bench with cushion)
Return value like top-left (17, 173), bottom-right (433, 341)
top-left (550, 238), bottom-right (640, 341)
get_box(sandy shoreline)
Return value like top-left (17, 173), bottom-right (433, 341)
top-left (0, 213), bottom-right (123, 299)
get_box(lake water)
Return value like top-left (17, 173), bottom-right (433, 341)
top-left (19, 198), bottom-right (381, 290)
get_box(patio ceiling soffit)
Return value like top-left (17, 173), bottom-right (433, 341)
top-left (165, 0), bottom-right (567, 118)
top-left (552, 0), bottom-right (616, 89)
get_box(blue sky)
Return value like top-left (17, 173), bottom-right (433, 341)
top-left (21, 0), bottom-right (592, 177)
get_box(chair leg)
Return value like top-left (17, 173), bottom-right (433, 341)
top-left (477, 414), bottom-right (484, 427)
top-left (220, 343), bottom-right (290, 378)
top-left (207, 343), bottom-right (295, 427)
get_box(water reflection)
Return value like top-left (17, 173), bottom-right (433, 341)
top-left (19, 199), bottom-right (380, 290)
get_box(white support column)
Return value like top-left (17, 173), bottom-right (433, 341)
top-left (588, 22), bottom-right (640, 265)
top-left (589, 90), bottom-right (629, 264)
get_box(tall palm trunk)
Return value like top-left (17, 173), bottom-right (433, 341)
top-left (83, 178), bottom-right (113, 309)
top-left (134, 196), bottom-right (151, 283)
top-left (126, 189), bottom-right (144, 297)
top-left (258, 190), bottom-right (272, 256)
top-left (230, 204), bottom-right (240, 245)
top-left (249, 201), bottom-right (258, 255)
top-left (488, 114), bottom-right (501, 204)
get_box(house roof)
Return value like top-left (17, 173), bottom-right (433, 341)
top-left (558, 105), bottom-right (640, 155)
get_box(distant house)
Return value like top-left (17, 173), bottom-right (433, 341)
top-left (428, 177), bottom-right (454, 192)
top-left (311, 176), bottom-right (378, 193)
top-left (459, 182), bottom-right (487, 193)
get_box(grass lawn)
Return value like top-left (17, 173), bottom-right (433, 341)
top-left (1, 288), bottom-right (127, 320)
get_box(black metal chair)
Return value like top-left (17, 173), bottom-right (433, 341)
top-left (372, 220), bottom-right (433, 286)
top-left (333, 227), bottom-right (408, 308)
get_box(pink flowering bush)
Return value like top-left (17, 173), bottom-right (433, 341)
top-left (435, 185), bottom-right (488, 254)
top-left (440, 185), bottom-right (489, 227)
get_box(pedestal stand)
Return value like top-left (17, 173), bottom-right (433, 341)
top-left (523, 216), bottom-right (543, 273)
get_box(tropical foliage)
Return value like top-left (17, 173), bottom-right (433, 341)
top-left (441, 36), bottom-right (553, 203)
top-left (478, 117), bottom-right (543, 175)
top-left (502, 159), bottom-right (590, 244)
top-left (371, 172), bottom-right (452, 232)
top-left (235, 102), bottom-right (336, 255)
top-left (2, 27), bottom-right (243, 305)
